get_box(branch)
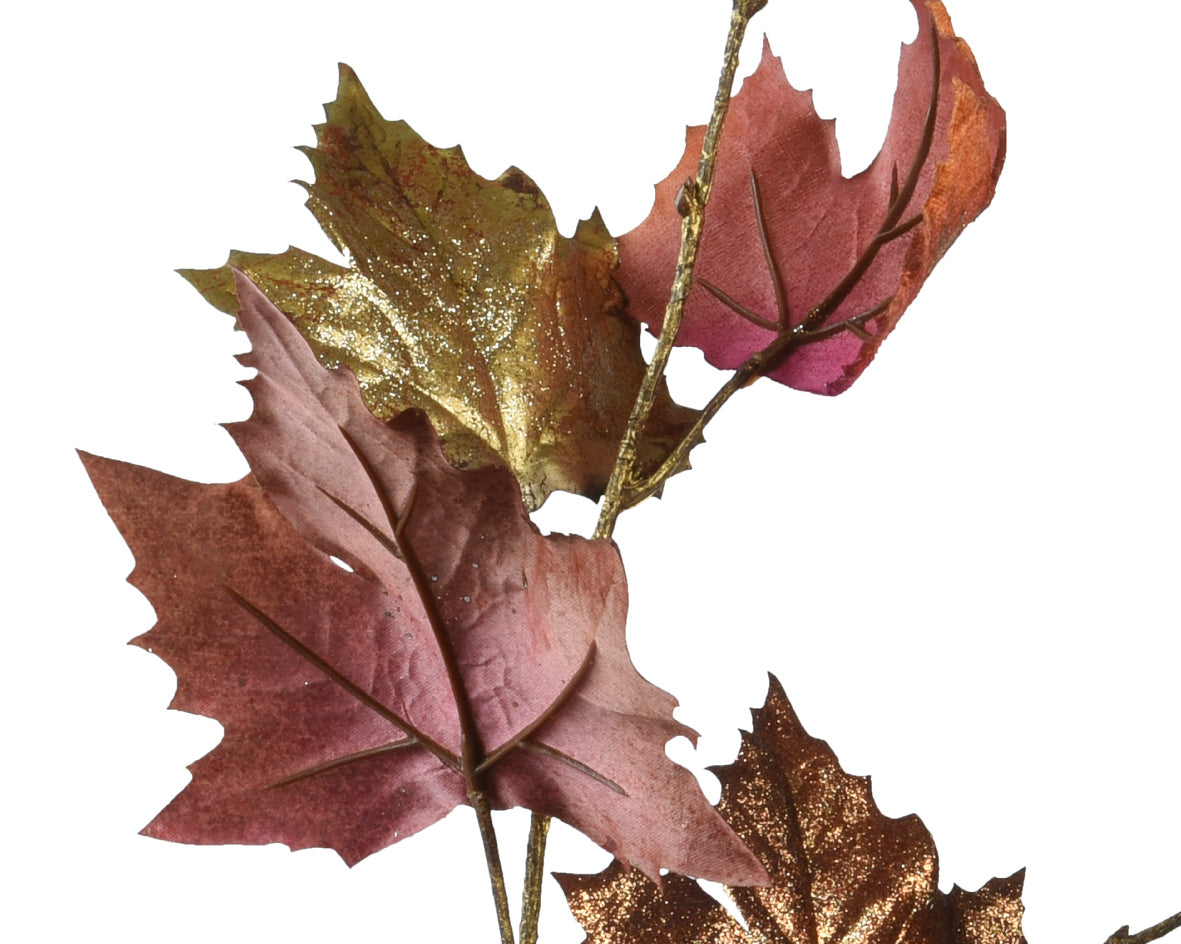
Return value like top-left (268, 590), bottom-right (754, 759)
top-left (1105, 910), bottom-right (1181, 944)
top-left (517, 6), bottom-right (768, 943)
top-left (226, 589), bottom-right (458, 772)
top-left (471, 791), bottom-right (516, 944)
top-left (798, 16), bottom-right (940, 334)
top-left (619, 293), bottom-right (892, 511)
top-left (519, 814), bottom-right (550, 944)
top-left (593, 0), bottom-right (766, 542)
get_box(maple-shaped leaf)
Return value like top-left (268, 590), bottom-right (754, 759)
top-left (78, 271), bottom-right (765, 885)
top-left (559, 676), bottom-right (1025, 943)
top-left (181, 65), bottom-right (697, 510)
top-left (617, 0), bottom-right (1006, 394)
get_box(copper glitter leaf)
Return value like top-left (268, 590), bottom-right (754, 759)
top-left (616, 0), bottom-right (1006, 394)
top-left (78, 272), bottom-right (766, 885)
top-left (181, 65), bottom-right (697, 510)
top-left (558, 677), bottom-right (1026, 944)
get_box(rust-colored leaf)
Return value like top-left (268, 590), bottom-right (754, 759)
top-left (181, 65), bottom-right (697, 509)
top-left (617, 0), bottom-right (1006, 394)
top-left (559, 677), bottom-right (1025, 944)
top-left (78, 272), bottom-right (764, 885)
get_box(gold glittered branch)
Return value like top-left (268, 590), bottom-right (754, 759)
top-left (593, 0), bottom-right (765, 542)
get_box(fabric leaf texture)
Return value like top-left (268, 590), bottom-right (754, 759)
top-left (617, 0), bottom-right (1006, 394)
top-left (79, 271), bottom-right (764, 886)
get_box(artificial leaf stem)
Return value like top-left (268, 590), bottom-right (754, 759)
top-left (623, 291), bottom-right (897, 511)
top-left (519, 813), bottom-right (551, 944)
top-left (622, 355), bottom-right (760, 510)
top-left (1104, 910), bottom-right (1181, 944)
top-left (518, 5), bottom-right (767, 943)
top-left (473, 790), bottom-right (517, 944)
top-left (594, 0), bottom-right (766, 543)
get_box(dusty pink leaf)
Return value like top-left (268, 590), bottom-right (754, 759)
top-left (79, 272), bottom-right (765, 885)
top-left (618, 0), bottom-right (1006, 394)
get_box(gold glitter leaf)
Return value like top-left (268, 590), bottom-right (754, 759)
top-left (180, 65), bottom-right (697, 510)
top-left (558, 677), bottom-right (1027, 944)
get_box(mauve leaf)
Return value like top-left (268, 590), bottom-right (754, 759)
top-left (78, 272), bottom-right (764, 885)
top-left (558, 677), bottom-right (1026, 944)
top-left (617, 0), bottom-right (1006, 394)
top-left (181, 65), bottom-right (697, 510)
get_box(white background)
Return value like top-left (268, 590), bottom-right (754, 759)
top-left (4, 1), bottom-right (1178, 942)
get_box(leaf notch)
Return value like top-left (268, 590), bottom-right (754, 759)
top-left (616, 0), bottom-right (1006, 395)
top-left (180, 65), bottom-right (699, 510)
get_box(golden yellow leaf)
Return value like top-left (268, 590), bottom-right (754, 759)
top-left (182, 66), bottom-right (696, 510)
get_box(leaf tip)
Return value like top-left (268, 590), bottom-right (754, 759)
top-left (334, 61), bottom-right (362, 93)
top-left (495, 164), bottom-right (544, 200)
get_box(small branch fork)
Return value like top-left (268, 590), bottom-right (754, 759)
top-left (593, 0), bottom-right (767, 543)
top-left (604, 14), bottom-right (942, 520)
top-left (229, 426), bottom-right (619, 944)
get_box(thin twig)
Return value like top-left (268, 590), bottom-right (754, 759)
top-left (519, 813), bottom-right (551, 944)
top-left (798, 16), bottom-right (940, 334)
top-left (620, 355), bottom-right (759, 511)
top-left (517, 5), bottom-right (768, 942)
top-left (700, 277), bottom-right (777, 330)
top-left (226, 589), bottom-right (457, 771)
top-left (594, 0), bottom-right (765, 542)
top-left (748, 168), bottom-right (791, 330)
top-left (1105, 910), bottom-right (1181, 944)
top-left (472, 790), bottom-right (516, 944)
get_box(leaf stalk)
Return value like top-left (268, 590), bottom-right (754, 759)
top-left (472, 789), bottom-right (517, 944)
top-left (519, 813), bottom-right (551, 944)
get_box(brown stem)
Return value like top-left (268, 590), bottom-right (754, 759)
top-left (700, 277), bottom-right (777, 330)
top-left (1105, 910), bottom-right (1181, 944)
top-left (472, 790), bottom-right (516, 944)
top-left (226, 589), bottom-right (459, 772)
top-left (516, 3), bottom-right (769, 937)
top-left (478, 643), bottom-right (598, 773)
top-left (594, 0), bottom-right (764, 542)
top-left (748, 168), bottom-right (791, 330)
top-left (519, 812), bottom-right (551, 944)
top-left (622, 356), bottom-right (759, 511)
top-left (336, 428), bottom-right (487, 790)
